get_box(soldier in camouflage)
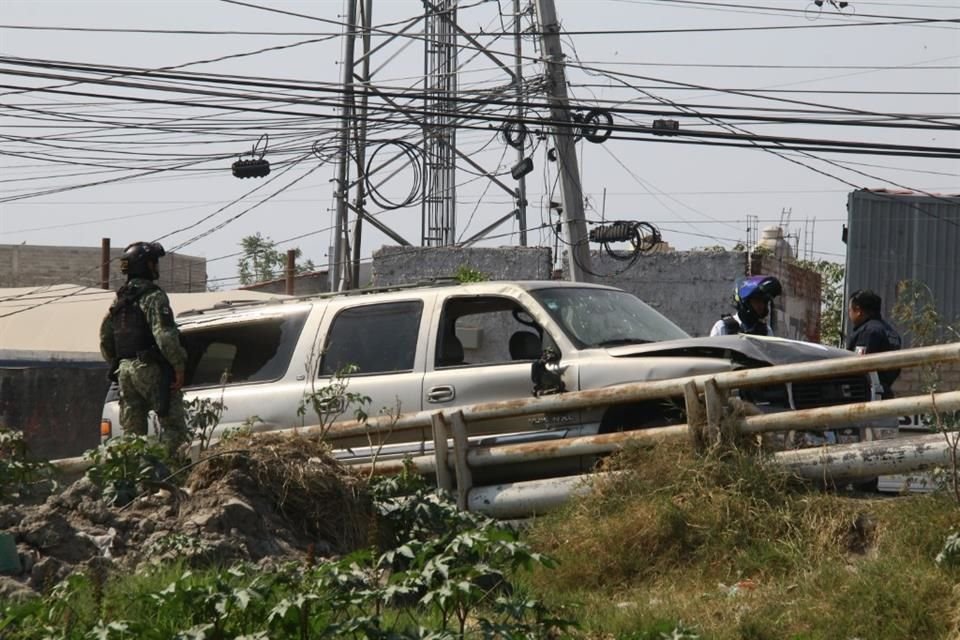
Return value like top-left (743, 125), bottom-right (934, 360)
top-left (99, 241), bottom-right (188, 455)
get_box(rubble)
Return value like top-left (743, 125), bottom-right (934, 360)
top-left (0, 433), bottom-right (372, 593)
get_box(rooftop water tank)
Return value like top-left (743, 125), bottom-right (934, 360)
top-left (758, 226), bottom-right (794, 260)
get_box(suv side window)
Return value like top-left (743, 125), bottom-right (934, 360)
top-left (182, 310), bottom-right (309, 387)
top-left (320, 301), bottom-right (423, 376)
top-left (435, 296), bottom-right (548, 368)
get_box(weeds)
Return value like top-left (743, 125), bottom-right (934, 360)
top-left (84, 435), bottom-right (169, 506)
top-left (184, 396), bottom-right (227, 455)
top-left (523, 438), bottom-right (960, 639)
top-left (1, 471), bottom-right (572, 639)
top-left (892, 279), bottom-right (960, 504)
top-left (453, 265), bottom-right (488, 283)
top-left (0, 427), bottom-right (53, 502)
top-left (298, 363), bottom-right (372, 439)
top-left (936, 531), bottom-right (960, 568)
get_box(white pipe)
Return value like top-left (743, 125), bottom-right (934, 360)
top-left (773, 433), bottom-right (957, 480)
top-left (468, 472), bottom-right (618, 519)
top-left (353, 425), bottom-right (686, 476)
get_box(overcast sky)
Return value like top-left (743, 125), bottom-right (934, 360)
top-left (1, 0), bottom-right (957, 287)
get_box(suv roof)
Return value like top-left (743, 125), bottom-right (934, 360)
top-left (177, 278), bottom-right (618, 320)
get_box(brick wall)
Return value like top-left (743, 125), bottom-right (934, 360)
top-left (0, 243), bottom-right (206, 292)
top-left (753, 254), bottom-right (822, 342)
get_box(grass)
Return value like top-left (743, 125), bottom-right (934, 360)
top-left (521, 438), bottom-right (960, 639)
top-left (5, 434), bottom-right (959, 639)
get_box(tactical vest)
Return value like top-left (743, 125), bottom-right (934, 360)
top-left (720, 314), bottom-right (768, 337)
top-left (110, 284), bottom-right (157, 359)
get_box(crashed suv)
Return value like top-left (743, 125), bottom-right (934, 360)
top-left (102, 281), bottom-right (893, 471)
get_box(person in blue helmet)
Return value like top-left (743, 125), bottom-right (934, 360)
top-left (710, 275), bottom-right (783, 336)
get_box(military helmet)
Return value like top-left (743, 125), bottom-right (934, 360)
top-left (120, 241), bottom-right (165, 280)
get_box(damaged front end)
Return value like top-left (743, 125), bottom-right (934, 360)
top-left (593, 334), bottom-right (896, 449)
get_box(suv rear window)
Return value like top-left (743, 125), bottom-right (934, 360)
top-left (182, 310), bottom-right (309, 387)
top-left (320, 301), bottom-right (422, 376)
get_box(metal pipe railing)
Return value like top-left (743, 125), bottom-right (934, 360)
top-left (740, 390), bottom-right (960, 434)
top-left (307, 342), bottom-right (959, 442)
top-left (353, 390), bottom-right (959, 477)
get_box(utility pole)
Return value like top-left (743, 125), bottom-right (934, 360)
top-left (513, 0), bottom-right (528, 246)
top-left (422, 0), bottom-right (458, 246)
top-left (351, 0), bottom-right (373, 287)
top-left (332, 0), bottom-right (358, 292)
top-left (533, 0), bottom-right (591, 281)
top-left (100, 237), bottom-right (110, 290)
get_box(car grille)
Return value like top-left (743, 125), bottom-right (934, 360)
top-left (791, 376), bottom-right (870, 409)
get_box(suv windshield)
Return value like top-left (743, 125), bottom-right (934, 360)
top-left (530, 287), bottom-right (689, 348)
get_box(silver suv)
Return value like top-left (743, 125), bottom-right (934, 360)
top-left (102, 280), bottom-right (892, 467)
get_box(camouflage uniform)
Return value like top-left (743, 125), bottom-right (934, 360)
top-left (100, 277), bottom-right (188, 453)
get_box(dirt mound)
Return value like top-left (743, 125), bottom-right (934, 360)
top-left (0, 432), bottom-right (371, 594)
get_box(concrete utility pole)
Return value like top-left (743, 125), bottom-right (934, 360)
top-left (332, 0), bottom-right (359, 292)
top-left (532, 0), bottom-right (592, 281)
top-left (351, 0), bottom-right (373, 288)
top-left (513, 0), bottom-right (528, 246)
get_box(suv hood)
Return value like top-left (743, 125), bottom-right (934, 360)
top-left (606, 334), bottom-right (850, 367)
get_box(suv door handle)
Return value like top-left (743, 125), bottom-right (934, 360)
top-left (427, 385), bottom-right (456, 403)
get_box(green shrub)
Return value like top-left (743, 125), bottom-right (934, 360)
top-left (0, 427), bottom-right (53, 502)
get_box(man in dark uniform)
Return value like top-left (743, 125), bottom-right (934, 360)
top-left (846, 289), bottom-right (902, 398)
top-left (99, 241), bottom-right (188, 455)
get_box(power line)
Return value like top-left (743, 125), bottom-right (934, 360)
top-left (220, 0), bottom-right (959, 34)
top-left (1, 69), bottom-right (956, 158)
top-left (651, 0), bottom-right (956, 22)
top-left (7, 56), bottom-right (957, 134)
top-left (567, 60), bottom-right (960, 70)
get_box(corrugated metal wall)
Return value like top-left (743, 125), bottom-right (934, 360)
top-left (844, 190), bottom-right (960, 345)
top-left (0, 363), bottom-right (107, 460)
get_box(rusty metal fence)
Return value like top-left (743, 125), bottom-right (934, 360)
top-left (52, 343), bottom-right (960, 518)
top-left (332, 343), bottom-right (960, 517)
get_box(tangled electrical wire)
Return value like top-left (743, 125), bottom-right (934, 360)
top-left (549, 219), bottom-right (665, 279)
top-left (365, 140), bottom-right (423, 210)
top-left (312, 138), bottom-right (424, 210)
top-left (589, 220), bottom-right (662, 261)
top-left (805, 0), bottom-right (856, 19)
top-left (500, 107), bottom-right (614, 150)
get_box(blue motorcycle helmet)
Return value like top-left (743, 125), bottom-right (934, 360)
top-left (733, 275), bottom-right (782, 331)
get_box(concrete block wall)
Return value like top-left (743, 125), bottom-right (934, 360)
top-left (371, 245), bottom-right (554, 286)
top-left (360, 246), bottom-right (823, 342)
top-left (0, 243), bottom-right (206, 292)
top-left (579, 250), bottom-right (748, 337)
